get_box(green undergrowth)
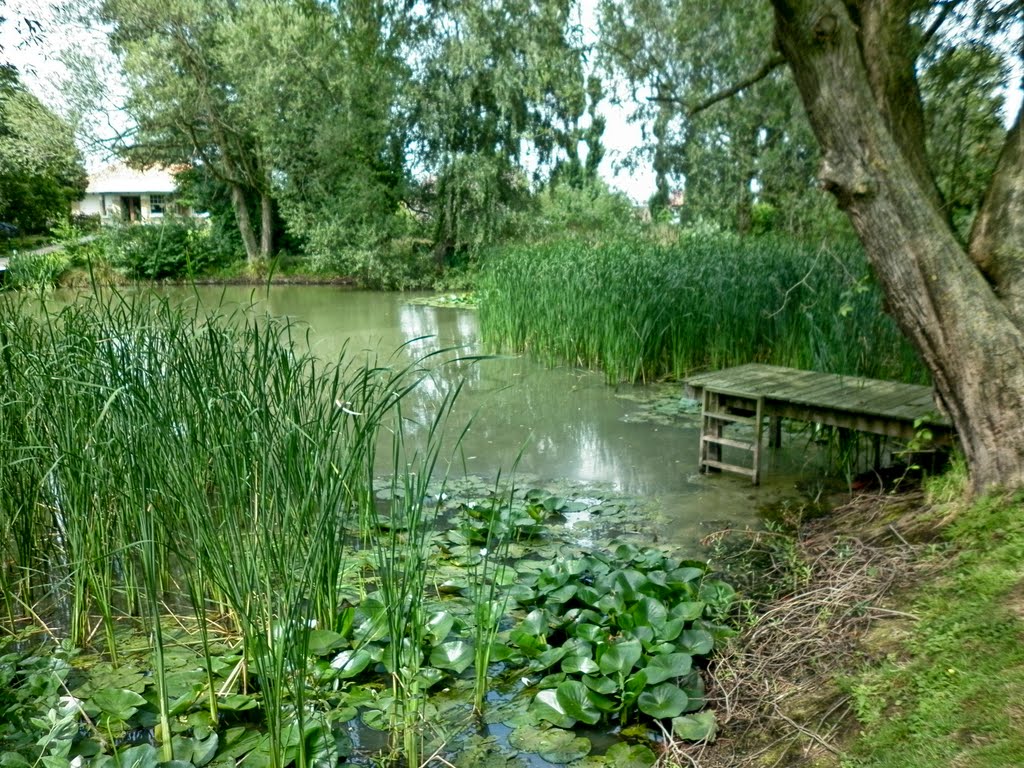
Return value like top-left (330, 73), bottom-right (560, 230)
top-left (478, 235), bottom-right (926, 385)
top-left (840, 481), bottom-right (1024, 767)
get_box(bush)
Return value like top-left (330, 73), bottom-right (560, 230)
top-left (5, 249), bottom-right (71, 289)
top-left (106, 221), bottom-right (240, 280)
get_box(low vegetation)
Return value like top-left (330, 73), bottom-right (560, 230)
top-left (479, 235), bottom-right (926, 384)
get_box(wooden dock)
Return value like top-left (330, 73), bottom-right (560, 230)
top-left (684, 363), bottom-right (953, 484)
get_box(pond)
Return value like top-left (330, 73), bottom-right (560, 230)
top-left (0, 284), bottom-right (833, 768)
top-left (144, 285), bottom-right (824, 549)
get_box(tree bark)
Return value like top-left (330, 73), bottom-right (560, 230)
top-left (260, 191), bottom-right (273, 260)
top-left (770, 0), bottom-right (1024, 494)
top-left (230, 183), bottom-right (260, 262)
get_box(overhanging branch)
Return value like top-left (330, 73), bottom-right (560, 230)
top-left (647, 54), bottom-right (787, 116)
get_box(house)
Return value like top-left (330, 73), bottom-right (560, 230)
top-left (73, 164), bottom-right (195, 224)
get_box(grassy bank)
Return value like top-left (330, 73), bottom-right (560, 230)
top-left (478, 235), bottom-right (926, 384)
top-left (692, 469), bottom-right (1024, 767)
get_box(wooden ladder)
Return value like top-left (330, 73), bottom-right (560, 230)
top-left (699, 387), bottom-right (765, 485)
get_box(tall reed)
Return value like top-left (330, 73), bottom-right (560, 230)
top-left (0, 291), bottom-right (470, 767)
top-left (478, 234), bottom-right (927, 384)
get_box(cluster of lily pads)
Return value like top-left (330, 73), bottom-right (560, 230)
top-left (0, 481), bottom-right (734, 768)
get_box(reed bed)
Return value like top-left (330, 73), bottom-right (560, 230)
top-left (0, 291), bottom-right (458, 766)
top-left (478, 235), bottom-right (926, 384)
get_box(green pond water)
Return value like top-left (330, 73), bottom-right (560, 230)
top-left (94, 284), bottom-right (827, 549)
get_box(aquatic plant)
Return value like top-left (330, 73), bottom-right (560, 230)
top-left (478, 235), bottom-right (927, 385)
top-left (509, 542), bottom-right (733, 731)
top-left (0, 290), bottom-right (738, 767)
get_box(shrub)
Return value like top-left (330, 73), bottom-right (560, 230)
top-left (106, 221), bottom-right (240, 280)
top-left (5, 249), bottom-right (71, 289)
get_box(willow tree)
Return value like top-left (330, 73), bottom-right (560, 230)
top-left (102, 0), bottom-right (273, 261)
top-left (599, 0), bottom-right (826, 232)
top-left (750, 0), bottom-right (1022, 492)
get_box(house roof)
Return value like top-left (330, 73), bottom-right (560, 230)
top-left (86, 163), bottom-right (181, 195)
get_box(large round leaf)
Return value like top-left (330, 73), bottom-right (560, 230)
top-left (602, 742), bottom-right (657, 767)
top-left (678, 628), bottom-right (714, 656)
top-left (555, 681), bottom-right (602, 725)
top-left (562, 654), bottom-right (600, 675)
top-left (329, 649), bottom-right (372, 679)
top-left (509, 725), bottom-right (591, 764)
top-left (638, 683), bottom-right (688, 718)
top-left (91, 688), bottom-right (147, 721)
top-left (581, 674), bottom-right (618, 695)
top-left (672, 710), bottom-right (718, 742)
top-left (630, 596), bottom-right (668, 630)
top-left (598, 639), bottom-right (642, 676)
top-left (425, 611), bottom-right (455, 647)
top-left (429, 640), bottom-right (474, 674)
top-left (530, 689), bottom-right (576, 729)
top-left (642, 653), bottom-right (693, 685)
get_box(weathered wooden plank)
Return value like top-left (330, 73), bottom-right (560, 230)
top-left (685, 364), bottom-right (955, 440)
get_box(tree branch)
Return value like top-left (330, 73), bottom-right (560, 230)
top-left (969, 106), bottom-right (1024, 321)
top-left (922, 0), bottom-right (965, 46)
top-left (647, 54), bottom-right (786, 116)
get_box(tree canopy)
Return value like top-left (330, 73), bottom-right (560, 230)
top-left (0, 65), bottom-right (86, 232)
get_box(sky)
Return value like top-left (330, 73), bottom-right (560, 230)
top-left (1, 0), bottom-right (1020, 205)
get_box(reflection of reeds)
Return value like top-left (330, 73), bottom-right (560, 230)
top-left (479, 235), bottom-right (926, 384)
top-left (0, 292), bottom-right (465, 767)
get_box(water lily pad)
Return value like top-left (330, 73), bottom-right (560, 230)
top-left (597, 639), bottom-right (642, 677)
top-left (642, 653), bottom-right (693, 685)
top-left (307, 629), bottom-right (345, 655)
top-left (637, 683), bottom-right (688, 718)
top-left (530, 689), bottom-right (576, 728)
top-left (600, 742), bottom-right (657, 767)
top-left (91, 688), bottom-right (148, 721)
top-left (429, 640), bottom-right (474, 674)
top-left (561, 654), bottom-right (600, 676)
top-left (217, 694), bottom-right (258, 712)
top-left (425, 611), bottom-right (456, 646)
top-left (509, 726), bottom-right (590, 764)
top-left (677, 629), bottom-right (714, 656)
top-left (554, 681), bottom-right (601, 725)
top-left (672, 710), bottom-right (717, 742)
top-left (329, 648), bottom-right (373, 678)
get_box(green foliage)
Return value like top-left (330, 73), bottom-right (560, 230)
top-left (510, 542), bottom-right (732, 728)
top-left (105, 222), bottom-right (240, 280)
top-left (5, 249), bottom-right (71, 289)
top-left (920, 42), bottom-right (1008, 237)
top-left (0, 69), bottom-right (87, 234)
top-left (525, 180), bottom-right (641, 242)
top-left (0, 636), bottom-right (80, 768)
top-left (597, 0), bottom-right (840, 237)
top-left (841, 493), bottom-right (1024, 766)
top-left (479, 234), bottom-right (927, 385)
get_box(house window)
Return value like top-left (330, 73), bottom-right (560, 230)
top-left (150, 195), bottom-right (165, 215)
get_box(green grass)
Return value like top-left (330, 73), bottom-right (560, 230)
top-left (841, 482), bottom-right (1024, 767)
top-left (478, 234), bottom-right (926, 384)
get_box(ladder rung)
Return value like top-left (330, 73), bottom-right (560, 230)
top-left (701, 435), bottom-right (756, 451)
top-left (701, 458), bottom-right (757, 477)
top-left (703, 410), bottom-right (756, 426)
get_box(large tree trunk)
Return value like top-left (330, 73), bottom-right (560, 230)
top-left (230, 183), bottom-right (260, 262)
top-left (770, 0), bottom-right (1024, 494)
top-left (260, 191), bottom-right (273, 260)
